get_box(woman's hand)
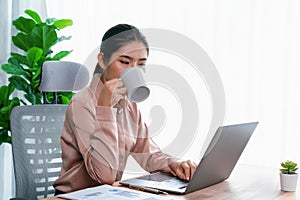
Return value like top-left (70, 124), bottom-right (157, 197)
top-left (98, 78), bottom-right (127, 107)
top-left (172, 160), bottom-right (198, 181)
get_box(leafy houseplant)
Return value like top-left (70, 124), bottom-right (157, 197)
top-left (0, 9), bottom-right (74, 145)
top-left (0, 84), bottom-right (20, 144)
top-left (280, 160), bottom-right (298, 191)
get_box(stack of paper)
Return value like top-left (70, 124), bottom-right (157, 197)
top-left (57, 184), bottom-right (176, 200)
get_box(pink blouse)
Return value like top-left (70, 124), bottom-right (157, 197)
top-left (53, 74), bottom-right (179, 193)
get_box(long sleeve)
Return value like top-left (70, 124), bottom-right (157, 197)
top-left (54, 74), bottom-right (180, 193)
top-left (65, 100), bottom-right (119, 184)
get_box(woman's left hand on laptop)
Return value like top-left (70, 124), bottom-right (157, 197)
top-left (171, 160), bottom-right (198, 181)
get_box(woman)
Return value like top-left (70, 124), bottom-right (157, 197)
top-left (53, 24), bottom-right (197, 194)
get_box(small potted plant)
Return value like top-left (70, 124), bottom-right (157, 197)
top-left (280, 160), bottom-right (298, 191)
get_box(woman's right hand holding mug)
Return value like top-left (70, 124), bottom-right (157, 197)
top-left (97, 78), bottom-right (126, 107)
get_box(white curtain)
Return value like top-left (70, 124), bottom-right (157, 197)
top-left (0, 1), bottom-right (47, 199)
top-left (0, 0), bottom-right (47, 81)
top-left (46, 0), bottom-right (300, 173)
top-left (0, 0), bottom-right (12, 86)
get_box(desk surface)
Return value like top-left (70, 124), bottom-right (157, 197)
top-left (41, 164), bottom-right (300, 200)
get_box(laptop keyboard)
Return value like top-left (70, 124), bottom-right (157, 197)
top-left (137, 172), bottom-right (174, 182)
top-left (164, 178), bottom-right (189, 188)
top-left (137, 172), bottom-right (189, 189)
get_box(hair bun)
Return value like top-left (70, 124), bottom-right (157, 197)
top-left (102, 24), bottom-right (137, 42)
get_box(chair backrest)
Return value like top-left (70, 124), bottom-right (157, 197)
top-left (11, 105), bottom-right (67, 199)
top-left (38, 60), bottom-right (89, 92)
top-left (10, 61), bottom-right (89, 200)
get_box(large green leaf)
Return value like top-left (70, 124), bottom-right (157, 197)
top-left (60, 91), bottom-right (74, 99)
top-left (7, 84), bottom-right (15, 98)
top-left (0, 129), bottom-right (11, 145)
top-left (32, 65), bottom-right (42, 81)
top-left (30, 26), bottom-right (42, 48)
top-left (0, 115), bottom-right (8, 127)
top-left (9, 76), bottom-right (30, 93)
top-left (0, 86), bottom-right (7, 106)
top-left (18, 64), bottom-right (32, 79)
top-left (0, 86), bottom-right (6, 105)
top-left (0, 106), bottom-right (9, 115)
top-left (32, 80), bottom-right (40, 90)
top-left (12, 33), bottom-right (33, 52)
top-left (24, 93), bottom-right (36, 104)
top-left (31, 26), bottom-right (57, 55)
top-left (9, 97), bottom-right (20, 109)
top-left (24, 92), bottom-right (42, 105)
top-left (57, 92), bottom-right (74, 104)
top-left (52, 50), bottom-right (73, 60)
top-left (27, 47), bottom-right (43, 67)
top-left (1, 63), bottom-right (31, 78)
top-left (32, 66), bottom-right (42, 89)
top-left (42, 26), bottom-right (58, 53)
top-left (35, 93), bottom-right (43, 104)
top-left (0, 84), bottom-right (14, 106)
top-left (12, 16), bottom-right (36, 34)
top-left (61, 95), bottom-right (70, 104)
top-left (9, 53), bottom-right (27, 65)
top-left (53, 19), bottom-right (73, 29)
top-left (25, 9), bottom-right (42, 24)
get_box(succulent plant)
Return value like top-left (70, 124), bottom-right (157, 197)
top-left (280, 160), bottom-right (298, 174)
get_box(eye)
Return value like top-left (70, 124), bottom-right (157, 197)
top-left (120, 60), bottom-right (129, 65)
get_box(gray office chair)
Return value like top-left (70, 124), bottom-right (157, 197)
top-left (10, 61), bottom-right (89, 200)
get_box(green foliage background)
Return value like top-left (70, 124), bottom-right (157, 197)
top-left (0, 9), bottom-right (73, 144)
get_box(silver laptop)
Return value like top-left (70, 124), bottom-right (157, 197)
top-left (120, 122), bottom-right (259, 194)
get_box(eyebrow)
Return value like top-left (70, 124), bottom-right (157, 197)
top-left (120, 55), bottom-right (147, 61)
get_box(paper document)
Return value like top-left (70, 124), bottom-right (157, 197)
top-left (57, 184), bottom-right (175, 200)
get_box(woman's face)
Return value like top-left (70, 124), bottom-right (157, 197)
top-left (99, 41), bottom-right (148, 82)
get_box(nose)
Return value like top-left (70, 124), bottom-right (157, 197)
top-left (131, 61), bottom-right (139, 67)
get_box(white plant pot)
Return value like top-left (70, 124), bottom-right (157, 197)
top-left (280, 173), bottom-right (298, 192)
top-left (0, 143), bottom-right (15, 199)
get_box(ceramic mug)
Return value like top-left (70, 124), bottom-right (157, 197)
top-left (119, 67), bottom-right (150, 103)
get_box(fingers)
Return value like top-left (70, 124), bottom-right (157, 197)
top-left (176, 160), bottom-right (198, 181)
top-left (113, 88), bottom-right (127, 104)
top-left (98, 78), bottom-right (127, 107)
top-left (175, 166), bottom-right (186, 180)
top-left (109, 80), bottom-right (127, 106)
top-left (106, 78), bottom-right (124, 91)
top-left (188, 160), bottom-right (198, 178)
top-left (109, 79), bottom-right (126, 95)
top-left (181, 161), bottom-right (191, 180)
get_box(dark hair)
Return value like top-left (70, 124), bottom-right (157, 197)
top-left (94, 24), bottom-right (149, 74)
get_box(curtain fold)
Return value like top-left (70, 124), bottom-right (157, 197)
top-left (0, 0), bottom-right (12, 85)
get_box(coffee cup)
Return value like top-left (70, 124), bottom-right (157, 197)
top-left (119, 67), bottom-right (150, 103)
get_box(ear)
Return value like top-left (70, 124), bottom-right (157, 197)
top-left (97, 52), bottom-right (106, 70)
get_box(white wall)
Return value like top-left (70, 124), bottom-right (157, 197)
top-left (46, 0), bottom-right (300, 169)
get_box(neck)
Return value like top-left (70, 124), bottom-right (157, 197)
top-left (100, 73), bottom-right (107, 84)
